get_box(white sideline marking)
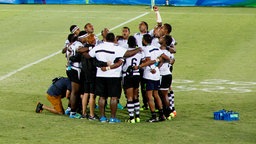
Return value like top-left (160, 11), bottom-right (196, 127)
top-left (0, 12), bottom-right (149, 81)
top-left (0, 51), bottom-right (61, 81)
top-left (109, 12), bottom-right (149, 31)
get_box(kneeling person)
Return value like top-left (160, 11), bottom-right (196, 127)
top-left (35, 77), bottom-right (71, 115)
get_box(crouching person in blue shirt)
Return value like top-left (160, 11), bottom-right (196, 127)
top-left (35, 77), bottom-right (71, 115)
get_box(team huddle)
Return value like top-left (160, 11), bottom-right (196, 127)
top-left (35, 6), bottom-right (177, 123)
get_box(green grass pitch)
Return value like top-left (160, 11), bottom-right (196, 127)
top-left (0, 4), bottom-right (256, 144)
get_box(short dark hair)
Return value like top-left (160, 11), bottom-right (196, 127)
top-left (141, 21), bottom-right (148, 31)
top-left (84, 23), bottom-right (91, 29)
top-left (78, 31), bottom-right (87, 37)
top-left (143, 34), bottom-right (152, 44)
top-left (164, 35), bottom-right (173, 46)
top-left (123, 27), bottom-right (130, 32)
top-left (106, 33), bottom-right (115, 42)
top-left (127, 36), bottom-right (137, 48)
top-left (164, 23), bottom-right (172, 34)
top-left (70, 25), bottom-right (78, 33)
top-left (67, 33), bottom-right (77, 43)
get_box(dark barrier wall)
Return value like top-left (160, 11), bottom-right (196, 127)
top-left (0, 0), bottom-right (256, 7)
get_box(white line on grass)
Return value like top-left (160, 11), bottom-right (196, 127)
top-left (109, 12), bottom-right (149, 31)
top-left (0, 12), bottom-right (149, 81)
top-left (0, 51), bottom-right (61, 81)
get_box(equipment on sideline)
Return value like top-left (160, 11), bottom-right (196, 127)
top-left (150, 0), bottom-right (155, 10)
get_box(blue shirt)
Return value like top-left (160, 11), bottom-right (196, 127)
top-left (47, 78), bottom-right (71, 97)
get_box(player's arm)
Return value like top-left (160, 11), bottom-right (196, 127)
top-left (62, 43), bottom-right (72, 54)
top-left (167, 45), bottom-right (176, 53)
top-left (66, 90), bottom-right (71, 99)
top-left (160, 53), bottom-right (175, 65)
top-left (62, 47), bottom-right (67, 54)
top-left (93, 58), bottom-right (109, 67)
top-left (116, 35), bottom-right (124, 41)
top-left (153, 6), bottom-right (162, 27)
top-left (101, 58), bottom-right (124, 71)
top-left (77, 46), bottom-right (92, 59)
top-left (170, 58), bottom-right (175, 65)
top-left (133, 57), bottom-right (157, 70)
top-left (123, 47), bottom-right (142, 58)
top-left (160, 53), bottom-right (170, 62)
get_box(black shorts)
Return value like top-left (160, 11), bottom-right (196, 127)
top-left (80, 71), bottom-right (96, 94)
top-left (123, 75), bottom-right (140, 90)
top-left (83, 82), bottom-right (95, 94)
top-left (145, 79), bottom-right (160, 91)
top-left (66, 69), bottom-right (81, 84)
top-left (95, 77), bottom-right (122, 98)
top-left (160, 74), bottom-right (172, 90)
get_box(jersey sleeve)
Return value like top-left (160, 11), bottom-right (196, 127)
top-left (89, 46), bottom-right (97, 58)
top-left (144, 48), bottom-right (150, 59)
top-left (117, 46), bottom-right (127, 57)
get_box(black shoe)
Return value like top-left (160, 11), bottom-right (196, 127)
top-left (146, 117), bottom-right (159, 123)
top-left (35, 102), bottom-right (43, 113)
top-left (81, 114), bottom-right (89, 119)
top-left (158, 115), bottom-right (166, 122)
top-left (140, 105), bottom-right (149, 111)
top-left (88, 115), bottom-right (99, 121)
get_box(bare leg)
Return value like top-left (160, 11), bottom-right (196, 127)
top-left (126, 88), bottom-right (133, 102)
top-left (153, 90), bottom-right (163, 110)
top-left (70, 82), bottom-right (80, 112)
top-left (89, 93), bottom-right (95, 117)
top-left (160, 90), bottom-right (169, 108)
top-left (81, 93), bottom-right (89, 115)
top-left (42, 105), bottom-right (63, 115)
top-left (98, 96), bottom-right (106, 117)
top-left (146, 90), bottom-right (155, 112)
top-left (110, 97), bottom-right (118, 118)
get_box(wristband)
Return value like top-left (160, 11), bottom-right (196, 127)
top-left (106, 66), bottom-right (111, 71)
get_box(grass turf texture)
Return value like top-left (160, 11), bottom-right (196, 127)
top-left (0, 4), bottom-right (256, 144)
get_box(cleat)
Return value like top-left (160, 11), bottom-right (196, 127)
top-left (88, 115), bottom-right (99, 121)
top-left (166, 115), bottom-right (172, 120)
top-left (35, 102), bottom-right (43, 113)
top-left (64, 108), bottom-right (71, 115)
top-left (140, 105), bottom-right (148, 111)
top-left (158, 116), bottom-right (166, 122)
top-left (126, 119), bottom-right (135, 124)
top-left (173, 111), bottom-right (177, 116)
top-left (117, 103), bottom-right (124, 110)
top-left (146, 117), bottom-right (159, 123)
top-left (135, 117), bottom-right (141, 123)
top-left (99, 116), bottom-right (108, 123)
top-left (69, 113), bottom-right (81, 119)
top-left (81, 114), bottom-right (89, 119)
top-left (109, 118), bottom-right (121, 123)
top-left (170, 111), bottom-right (177, 118)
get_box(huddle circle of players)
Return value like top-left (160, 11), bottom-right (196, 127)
top-left (36, 6), bottom-right (177, 123)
